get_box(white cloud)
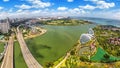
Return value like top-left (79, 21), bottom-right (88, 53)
top-left (79, 4), bottom-right (96, 10)
top-left (0, 7), bottom-right (4, 10)
top-left (16, 9), bottom-right (23, 12)
top-left (0, 7), bottom-right (120, 20)
top-left (15, 4), bottom-right (31, 9)
top-left (57, 7), bottom-right (68, 11)
top-left (81, 9), bottom-right (120, 20)
top-left (31, 10), bottom-right (41, 14)
top-left (15, 0), bottom-right (51, 10)
top-left (68, 8), bottom-right (86, 14)
top-left (80, 0), bottom-right (115, 10)
top-left (96, 1), bottom-right (115, 9)
top-left (0, 8), bottom-right (83, 19)
top-left (3, 0), bottom-right (9, 2)
top-left (0, 8), bottom-right (117, 19)
top-left (67, 0), bottom-right (74, 2)
top-left (27, 0), bottom-right (51, 8)
top-left (84, 0), bottom-right (100, 1)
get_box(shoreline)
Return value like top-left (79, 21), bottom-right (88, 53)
top-left (0, 27), bottom-right (47, 43)
top-left (24, 28), bottom-right (47, 40)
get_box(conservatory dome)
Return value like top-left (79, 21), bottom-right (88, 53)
top-left (80, 34), bottom-right (93, 44)
top-left (88, 28), bottom-right (94, 35)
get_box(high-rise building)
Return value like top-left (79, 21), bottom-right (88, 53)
top-left (0, 18), bottom-right (10, 33)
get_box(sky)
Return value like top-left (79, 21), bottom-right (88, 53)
top-left (0, 0), bottom-right (120, 20)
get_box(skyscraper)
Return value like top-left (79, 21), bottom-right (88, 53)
top-left (0, 18), bottom-right (10, 33)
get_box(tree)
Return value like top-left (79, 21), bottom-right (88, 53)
top-left (70, 50), bottom-right (75, 55)
top-left (103, 54), bottom-right (111, 63)
top-left (45, 62), bottom-right (54, 68)
top-left (104, 54), bottom-right (110, 59)
top-left (80, 56), bottom-right (88, 62)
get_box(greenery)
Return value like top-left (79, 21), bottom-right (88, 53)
top-left (0, 42), bottom-right (4, 64)
top-left (65, 56), bottom-right (79, 68)
top-left (103, 54), bottom-right (110, 59)
top-left (38, 19), bottom-right (93, 26)
top-left (93, 25), bottom-right (120, 57)
top-left (45, 62), bottom-right (54, 68)
top-left (80, 56), bottom-right (89, 62)
top-left (90, 47), bottom-right (120, 62)
top-left (54, 25), bottom-right (120, 68)
top-left (0, 42), bottom-right (4, 53)
top-left (70, 50), bottom-right (75, 55)
top-left (14, 42), bottom-right (27, 68)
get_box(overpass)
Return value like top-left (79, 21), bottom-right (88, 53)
top-left (16, 26), bottom-right (43, 68)
top-left (1, 36), bottom-right (14, 68)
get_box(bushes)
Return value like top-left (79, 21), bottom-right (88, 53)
top-left (80, 56), bottom-right (89, 62)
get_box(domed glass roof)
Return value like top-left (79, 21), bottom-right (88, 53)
top-left (88, 28), bottom-right (94, 35)
top-left (80, 34), bottom-right (93, 44)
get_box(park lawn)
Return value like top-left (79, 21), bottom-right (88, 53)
top-left (0, 42), bottom-right (4, 64)
top-left (0, 42), bottom-right (4, 53)
top-left (25, 24), bottom-right (95, 66)
top-left (14, 42), bottom-right (27, 68)
top-left (90, 47), bottom-right (120, 62)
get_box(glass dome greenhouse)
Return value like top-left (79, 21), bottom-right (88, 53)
top-left (80, 34), bottom-right (93, 44)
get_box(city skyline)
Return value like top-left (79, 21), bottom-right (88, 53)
top-left (0, 0), bottom-right (120, 20)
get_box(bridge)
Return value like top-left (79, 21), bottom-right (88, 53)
top-left (16, 26), bottom-right (43, 68)
top-left (1, 36), bottom-right (14, 68)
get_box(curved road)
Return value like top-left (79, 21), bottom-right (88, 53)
top-left (16, 27), bottom-right (43, 68)
top-left (55, 53), bottom-right (70, 68)
top-left (1, 36), bottom-right (14, 68)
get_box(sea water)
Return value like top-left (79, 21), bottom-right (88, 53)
top-left (78, 17), bottom-right (120, 27)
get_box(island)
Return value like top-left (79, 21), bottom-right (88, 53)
top-left (38, 18), bottom-right (93, 25)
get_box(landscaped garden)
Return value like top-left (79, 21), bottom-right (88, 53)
top-left (93, 25), bottom-right (120, 57)
top-left (90, 47), bottom-right (120, 62)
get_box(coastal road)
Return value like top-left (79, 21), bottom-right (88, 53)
top-left (1, 36), bottom-right (14, 68)
top-left (16, 26), bottom-right (43, 68)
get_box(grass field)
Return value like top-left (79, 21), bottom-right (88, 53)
top-left (0, 42), bottom-right (4, 64)
top-left (25, 24), bottom-right (95, 66)
top-left (0, 42), bottom-right (4, 53)
top-left (90, 47), bottom-right (120, 62)
top-left (14, 42), bottom-right (27, 68)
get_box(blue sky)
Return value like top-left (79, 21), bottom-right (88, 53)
top-left (0, 0), bottom-right (120, 19)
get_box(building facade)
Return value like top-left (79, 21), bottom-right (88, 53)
top-left (0, 19), bottom-right (10, 33)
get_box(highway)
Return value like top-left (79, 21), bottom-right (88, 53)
top-left (1, 36), bottom-right (14, 68)
top-left (16, 26), bottom-right (43, 68)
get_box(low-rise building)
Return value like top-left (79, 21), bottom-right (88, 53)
top-left (109, 37), bottom-right (120, 45)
